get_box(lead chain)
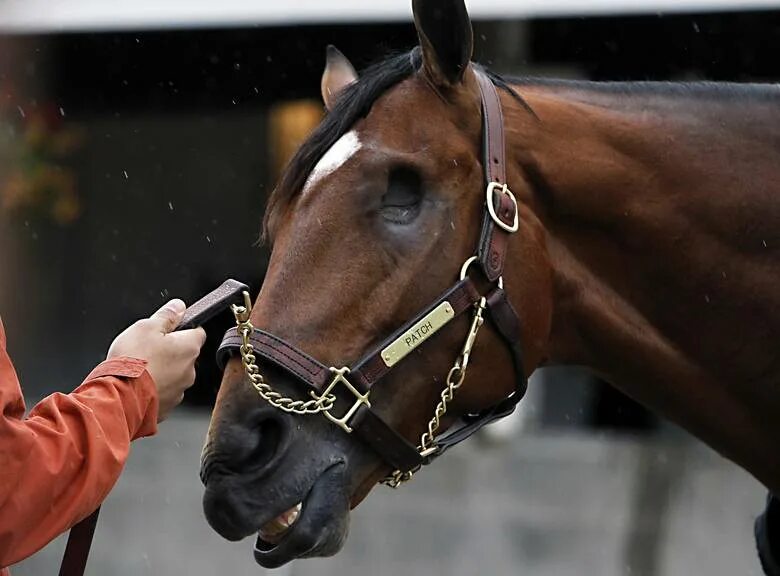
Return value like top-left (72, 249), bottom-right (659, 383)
top-left (232, 304), bottom-right (336, 415)
top-left (382, 297), bottom-right (487, 488)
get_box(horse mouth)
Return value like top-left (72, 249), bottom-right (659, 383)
top-left (252, 463), bottom-right (351, 568)
top-left (257, 502), bottom-right (303, 544)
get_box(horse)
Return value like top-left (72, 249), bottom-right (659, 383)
top-left (200, 0), bottom-right (780, 568)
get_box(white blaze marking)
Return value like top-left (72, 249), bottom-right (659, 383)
top-left (303, 130), bottom-right (361, 195)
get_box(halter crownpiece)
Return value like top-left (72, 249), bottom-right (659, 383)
top-left (217, 68), bottom-right (527, 487)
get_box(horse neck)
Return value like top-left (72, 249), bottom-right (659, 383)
top-left (503, 81), bottom-right (780, 491)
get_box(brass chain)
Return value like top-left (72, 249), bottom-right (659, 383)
top-left (382, 297), bottom-right (487, 488)
top-left (230, 289), bottom-right (488, 489)
top-left (231, 298), bottom-right (336, 415)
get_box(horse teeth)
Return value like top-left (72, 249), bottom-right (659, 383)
top-left (259, 502), bottom-right (303, 543)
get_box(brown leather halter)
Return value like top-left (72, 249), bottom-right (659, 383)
top-left (217, 68), bottom-right (528, 486)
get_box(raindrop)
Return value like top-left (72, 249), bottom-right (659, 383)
top-left (253, 87), bottom-right (259, 94)
top-left (205, 235), bottom-right (212, 243)
top-left (692, 21), bottom-right (700, 33)
top-left (762, 240), bottom-right (768, 248)
top-left (17, 105), bottom-right (24, 118)
top-left (123, 170), bottom-right (128, 179)
top-left (168, 201), bottom-right (174, 211)
top-left (704, 294), bottom-right (710, 304)
top-left (234, 62), bottom-right (241, 71)
top-left (59, 107), bottom-right (65, 117)
top-left (231, 98), bottom-right (237, 105)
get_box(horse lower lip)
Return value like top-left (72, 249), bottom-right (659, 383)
top-left (258, 502), bottom-right (303, 544)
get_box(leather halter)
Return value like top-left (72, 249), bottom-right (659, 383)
top-left (217, 68), bottom-right (527, 479)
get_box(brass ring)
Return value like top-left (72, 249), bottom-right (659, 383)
top-left (459, 256), bottom-right (505, 290)
top-left (459, 256), bottom-right (479, 281)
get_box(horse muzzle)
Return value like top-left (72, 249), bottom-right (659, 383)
top-left (253, 462), bottom-right (350, 568)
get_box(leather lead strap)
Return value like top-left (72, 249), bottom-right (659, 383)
top-left (58, 507), bottom-right (100, 576)
top-left (474, 69), bottom-right (517, 282)
top-left (59, 280), bottom-right (251, 576)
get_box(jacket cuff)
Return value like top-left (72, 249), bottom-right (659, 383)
top-left (84, 357), bottom-right (158, 439)
top-left (86, 357), bottom-right (148, 380)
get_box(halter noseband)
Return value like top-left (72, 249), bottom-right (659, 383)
top-left (217, 69), bottom-right (527, 487)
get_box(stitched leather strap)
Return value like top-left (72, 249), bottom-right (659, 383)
top-left (485, 287), bottom-right (528, 400)
top-left (349, 279), bottom-right (480, 391)
top-left (474, 69), bottom-right (517, 282)
top-left (179, 279), bottom-right (249, 330)
top-left (218, 328), bottom-right (331, 390)
top-left (216, 279), bottom-right (481, 472)
top-left (218, 279), bottom-right (480, 391)
top-left (350, 405), bottom-right (423, 472)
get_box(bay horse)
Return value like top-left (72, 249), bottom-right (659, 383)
top-left (200, 0), bottom-right (780, 568)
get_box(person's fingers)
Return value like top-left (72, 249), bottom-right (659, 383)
top-left (168, 327), bottom-right (207, 356)
top-left (148, 299), bottom-right (187, 334)
top-left (191, 327), bottom-right (207, 348)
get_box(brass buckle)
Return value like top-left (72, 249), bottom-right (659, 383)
top-left (313, 367), bottom-right (370, 434)
top-left (486, 182), bottom-right (519, 233)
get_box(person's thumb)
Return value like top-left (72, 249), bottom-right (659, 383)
top-left (149, 299), bottom-right (186, 333)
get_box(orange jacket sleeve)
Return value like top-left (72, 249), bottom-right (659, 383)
top-left (0, 320), bottom-right (159, 567)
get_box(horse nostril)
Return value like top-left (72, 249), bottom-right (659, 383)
top-left (246, 415), bottom-right (285, 472)
top-left (213, 408), bottom-right (290, 477)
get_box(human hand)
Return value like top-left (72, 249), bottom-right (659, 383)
top-left (108, 299), bottom-right (207, 422)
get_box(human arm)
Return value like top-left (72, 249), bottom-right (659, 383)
top-left (0, 301), bottom-right (205, 566)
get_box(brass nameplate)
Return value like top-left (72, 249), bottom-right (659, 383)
top-left (381, 301), bottom-right (455, 368)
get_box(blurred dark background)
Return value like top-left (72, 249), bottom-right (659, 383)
top-left (2, 7), bottom-right (780, 425)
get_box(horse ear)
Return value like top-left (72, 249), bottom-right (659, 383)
top-left (412, 0), bottom-right (474, 87)
top-left (321, 45), bottom-right (358, 111)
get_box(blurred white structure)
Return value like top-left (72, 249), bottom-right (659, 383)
top-left (1, 0), bottom-right (780, 32)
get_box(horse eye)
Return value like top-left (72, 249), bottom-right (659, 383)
top-left (380, 166), bottom-right (423, 224)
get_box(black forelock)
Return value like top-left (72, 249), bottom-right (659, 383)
top-left (263, 48), bottom-right (423, 238)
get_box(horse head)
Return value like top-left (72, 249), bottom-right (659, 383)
top-left (201, 0), bottom-right (553, 567)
